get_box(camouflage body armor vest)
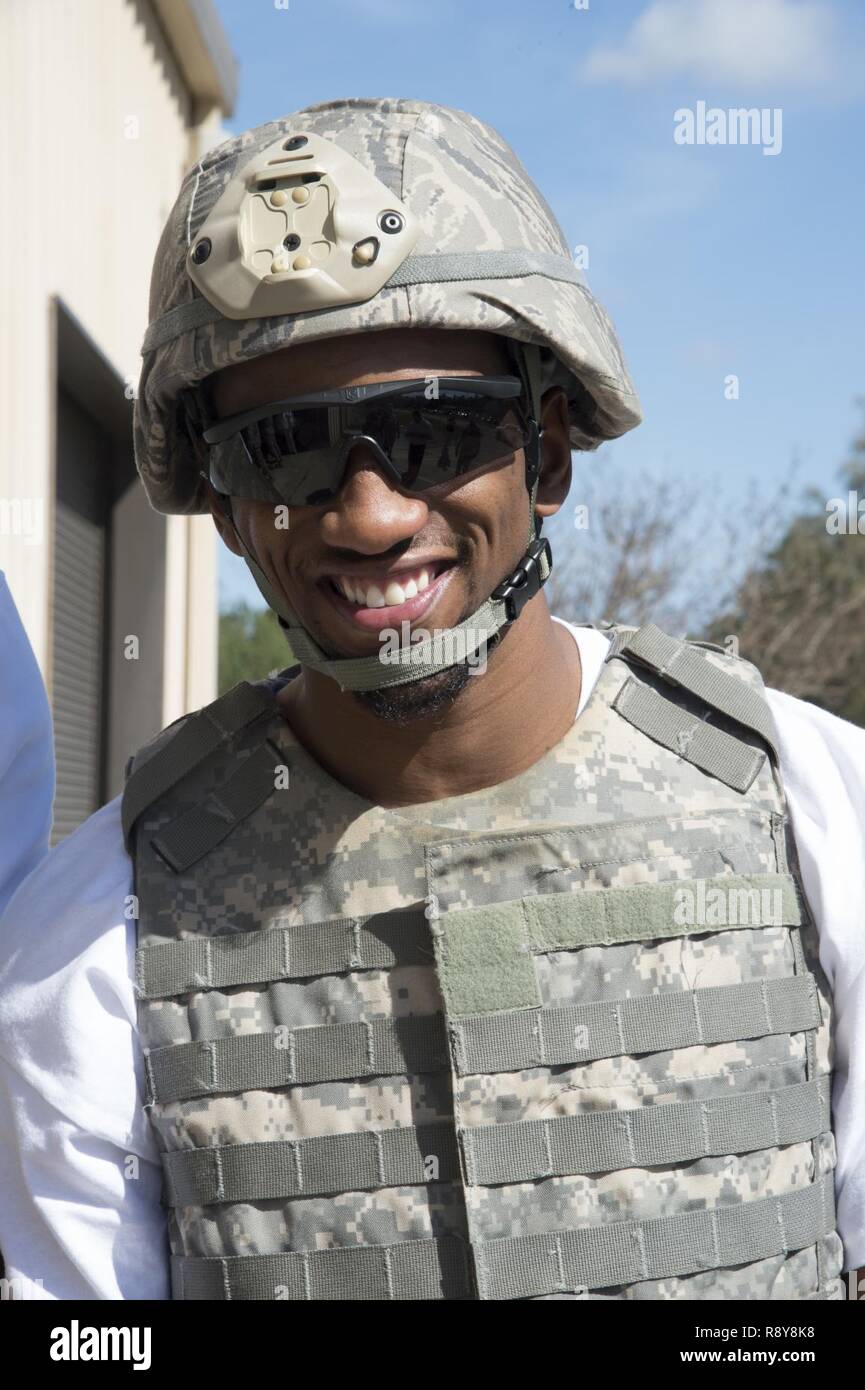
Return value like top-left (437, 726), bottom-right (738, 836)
top-left (122, 623), bottom-right (845, 1300)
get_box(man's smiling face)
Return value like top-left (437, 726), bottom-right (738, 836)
top-left (202, 327), bottom-right (570, 722)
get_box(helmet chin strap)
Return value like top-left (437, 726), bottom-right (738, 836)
top-left (220, 343), bottom-right (553, 694)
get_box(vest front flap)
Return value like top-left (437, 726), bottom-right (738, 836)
top-left (424, 810), bottom-right (839, 1301)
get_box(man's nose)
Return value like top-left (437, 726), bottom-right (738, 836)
top-left (319, 440), bottom-right (429, 553)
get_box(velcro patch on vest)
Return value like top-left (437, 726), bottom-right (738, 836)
top-left (431, 873), bottom-right (803, 1017)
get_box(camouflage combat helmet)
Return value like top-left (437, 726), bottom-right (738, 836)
top-left (134, 97), bottom-right (642, 691)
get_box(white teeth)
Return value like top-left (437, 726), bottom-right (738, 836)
top-left (334, 567), bottom-right (438, 606)
top-left (384, 581), bottom-right (407, 606)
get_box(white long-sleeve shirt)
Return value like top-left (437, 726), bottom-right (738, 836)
top-left (0, 572), bottom-right (54, 917)
top-left (0, 620), bottom-right (863, 1300)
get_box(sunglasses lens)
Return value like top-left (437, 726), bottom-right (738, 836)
top-left (384, 402), bottom-right (529, 486)
top-left (208, 391), bottom-right (531, 504)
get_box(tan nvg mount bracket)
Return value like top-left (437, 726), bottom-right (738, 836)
top-left (186, 131), bottom-right (420, 319)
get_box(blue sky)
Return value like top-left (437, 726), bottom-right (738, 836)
top-left (211, 0), bottom-right (865, 608)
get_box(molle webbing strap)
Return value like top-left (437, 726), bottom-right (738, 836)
top-left (461, 1074), bottom-right (832, 1186)
top-left (147, 972), bottom-right (820, 1103)
top-left (171, 1235), bottom-right (473, 1301)
top-left (137, 908), bottom-right (430, 999)
top-left (612, 623), bottom-right (781, 764)
top-left (432, 874), bottom-right (803, 1018)
top-left (452, 973), bottom-right (820, 1077)
top-left (150, 740), bottom-right (286, 873)
top-left (472, 1173), bottom-right (836, 1301)
top-left (146, 1014), bottom-right (449, 1104)
top-left (162, 1076), bottom-right (830, 1206)
top-left (169, 1174), bottom-right (835, 1300)
top-left (614, 677), bottom-right (767, 793)
top-left (121, 681), bottom-right (275, 849)
top-left (163, 1122), bottom-right (461, 1206)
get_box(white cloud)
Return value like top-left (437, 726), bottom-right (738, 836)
top-left (582, 0), bottom-right (841, 87)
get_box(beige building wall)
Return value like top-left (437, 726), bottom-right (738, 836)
top-left (0, 0), bottom-right (235, 824)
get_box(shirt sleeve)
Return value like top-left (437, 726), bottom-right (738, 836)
top-left (0, 794), bottom-right (169, 1300)
top-left (766, 687), bottom-right (865, 1272)
top-left (0, 572), bottom-right (55, 918)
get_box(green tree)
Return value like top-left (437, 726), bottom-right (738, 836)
top-left (707, 414), bottom-right (865, 725)
top-left (218, 601), bottom-right (296, 694)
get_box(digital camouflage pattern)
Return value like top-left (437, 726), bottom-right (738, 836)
top-left (125, 624), bottom-right (844, 1299)
top-left (133, 98), bottom-right (642, 515)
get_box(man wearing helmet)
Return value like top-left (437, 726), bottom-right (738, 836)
top-left (0, 99), bottom-right (862, 1302)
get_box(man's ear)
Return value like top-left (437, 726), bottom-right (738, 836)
top-left (534, 384), bottom-right (572, 520)
top-left (200, 478), bottom-right (244, 557)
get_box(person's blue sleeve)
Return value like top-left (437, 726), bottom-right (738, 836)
top-left (0, 572), bottom-right (55, 915)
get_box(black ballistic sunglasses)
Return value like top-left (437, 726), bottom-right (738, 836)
top-left (200, 375), bottom-right (539, 507)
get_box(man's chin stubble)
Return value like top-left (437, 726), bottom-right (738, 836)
top-left (353, 662), bottom-right (475, 726)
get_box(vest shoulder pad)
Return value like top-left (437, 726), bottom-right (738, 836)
top-left (121, 680), bottom-right (276, 852)
top-left (605, 622), bottom-right (780, 766)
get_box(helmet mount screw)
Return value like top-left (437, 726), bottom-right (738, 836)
top-left (378, 210), bottom-right (404, 234)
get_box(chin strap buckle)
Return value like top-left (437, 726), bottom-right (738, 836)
top-left (491, 535), bottom-right (553, 622)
